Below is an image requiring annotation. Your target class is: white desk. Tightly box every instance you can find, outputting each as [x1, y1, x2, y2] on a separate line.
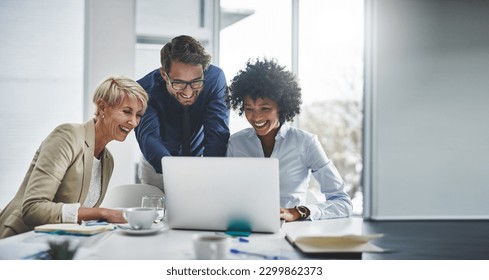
[0, 217, 365, 260]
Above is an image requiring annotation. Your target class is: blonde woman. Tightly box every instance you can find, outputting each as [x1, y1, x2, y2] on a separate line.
[0, 76, 148, 239]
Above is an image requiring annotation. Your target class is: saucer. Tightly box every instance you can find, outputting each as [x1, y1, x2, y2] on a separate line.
[117, 223, 166, 236]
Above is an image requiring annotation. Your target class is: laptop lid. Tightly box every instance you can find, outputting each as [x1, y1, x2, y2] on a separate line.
[162, 157, 281, 233]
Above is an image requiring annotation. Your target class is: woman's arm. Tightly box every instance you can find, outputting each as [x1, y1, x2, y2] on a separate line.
[306, 135, 353, 220]
[22, 124, 79, 226]
[78, 208, 126, 223]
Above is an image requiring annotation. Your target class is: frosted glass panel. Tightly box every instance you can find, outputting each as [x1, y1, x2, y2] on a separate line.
[0, 0, 84, 208]
[366, 0, 489, 219]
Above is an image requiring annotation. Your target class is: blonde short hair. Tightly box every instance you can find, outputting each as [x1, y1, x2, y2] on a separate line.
[92, 76, 148, 114]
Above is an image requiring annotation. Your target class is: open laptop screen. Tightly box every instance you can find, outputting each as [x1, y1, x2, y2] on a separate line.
[162, 157, 281, 233]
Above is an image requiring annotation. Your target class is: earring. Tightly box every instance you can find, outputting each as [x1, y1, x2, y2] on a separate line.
[102, 115, 105, 119]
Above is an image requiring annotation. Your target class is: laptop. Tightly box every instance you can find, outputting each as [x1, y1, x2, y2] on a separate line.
[162, 157, 281, 233]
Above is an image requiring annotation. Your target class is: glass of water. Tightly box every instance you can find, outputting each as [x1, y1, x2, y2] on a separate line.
[141, 195, 165, 223]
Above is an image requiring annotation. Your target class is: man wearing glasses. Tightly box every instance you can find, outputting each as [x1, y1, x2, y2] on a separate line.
[135, 35, 230, 190]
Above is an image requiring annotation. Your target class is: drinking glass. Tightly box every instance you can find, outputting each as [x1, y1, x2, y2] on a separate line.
[141, 195, 165, 223]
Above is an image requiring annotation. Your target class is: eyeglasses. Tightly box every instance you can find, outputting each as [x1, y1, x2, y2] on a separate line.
[165, 72, 205, 90]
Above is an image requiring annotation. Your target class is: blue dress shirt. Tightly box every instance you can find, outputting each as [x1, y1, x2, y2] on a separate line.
[226, 123, 353, 220]
[135, 65, 230, 173]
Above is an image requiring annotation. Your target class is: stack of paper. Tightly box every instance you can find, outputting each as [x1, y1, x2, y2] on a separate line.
[283, 218, 384, 253]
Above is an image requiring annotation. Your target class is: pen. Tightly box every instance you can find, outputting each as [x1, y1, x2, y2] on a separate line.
[215, 232, 249, 242]
[229, 248, 282, 260]
[23, 250, 52, 260]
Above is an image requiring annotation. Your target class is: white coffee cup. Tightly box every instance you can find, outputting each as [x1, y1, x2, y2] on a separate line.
[123, 207, 157, 230]
[193, 234, 229, 260]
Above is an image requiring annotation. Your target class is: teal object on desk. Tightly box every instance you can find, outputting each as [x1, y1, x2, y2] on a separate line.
[225, 219, 252, 237]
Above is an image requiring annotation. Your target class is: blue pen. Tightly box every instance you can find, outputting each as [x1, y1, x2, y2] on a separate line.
[215, 232, 250, 242]
[23, 250, 52, 260]
[230, 248, 282, 260]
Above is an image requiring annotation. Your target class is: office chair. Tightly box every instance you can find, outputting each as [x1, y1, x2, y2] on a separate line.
[100, 183, 164, 208]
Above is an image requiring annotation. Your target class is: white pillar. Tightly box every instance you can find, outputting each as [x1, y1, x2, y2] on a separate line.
[84, 0, 138, 188]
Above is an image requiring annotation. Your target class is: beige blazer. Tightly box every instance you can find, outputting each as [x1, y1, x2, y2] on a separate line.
[0, 120, 114, 239]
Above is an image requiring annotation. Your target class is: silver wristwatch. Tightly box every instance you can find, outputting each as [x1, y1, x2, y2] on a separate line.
[295, 205, 310, 221]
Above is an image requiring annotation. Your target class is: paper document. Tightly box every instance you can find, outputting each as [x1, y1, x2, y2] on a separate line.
[283, 218, 384, 253]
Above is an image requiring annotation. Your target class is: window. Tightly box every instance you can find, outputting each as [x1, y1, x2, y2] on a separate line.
[298, 0, 364, 214]
[220, 0, 364, 215]
[220, 0, 292, 133]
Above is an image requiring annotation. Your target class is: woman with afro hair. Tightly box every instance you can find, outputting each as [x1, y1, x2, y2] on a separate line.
[226, 58, 352, 222]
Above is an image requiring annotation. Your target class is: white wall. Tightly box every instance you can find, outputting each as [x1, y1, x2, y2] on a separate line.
[0, 0, 84, 209]
[365, 0, 489, 219]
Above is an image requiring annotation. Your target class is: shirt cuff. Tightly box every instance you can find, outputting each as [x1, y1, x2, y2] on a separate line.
[306, 204, 321, 221]
[62, 203, 81, 223]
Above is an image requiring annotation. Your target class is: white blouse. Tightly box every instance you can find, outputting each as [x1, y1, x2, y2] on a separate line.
[227, 123, 353, 220]
[61, 157, 102, 223]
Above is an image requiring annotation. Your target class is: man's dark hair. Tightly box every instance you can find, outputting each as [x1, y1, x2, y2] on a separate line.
[160, 35, 212, 73]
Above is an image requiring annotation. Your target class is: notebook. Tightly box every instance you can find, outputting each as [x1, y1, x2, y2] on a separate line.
[162, 157, 281, 234]
[283, 218, 384, 253]
[34, 223, 115, 236]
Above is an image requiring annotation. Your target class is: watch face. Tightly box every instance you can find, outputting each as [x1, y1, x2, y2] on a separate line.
[296, 206, 311, 221]
[296, 206, 306, 218]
